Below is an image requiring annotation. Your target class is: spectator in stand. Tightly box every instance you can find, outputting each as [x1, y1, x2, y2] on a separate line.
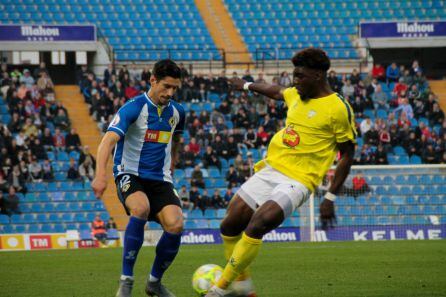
[67, 158, 80, 180]
[188, 137, 201, 157]
[3, 186, 21, 215]
[351, 172, 371, 197]
[225, 165, 239, 187]
[212, 190, 227, 209]
[22, 118, 38, 138]
[243, 127, 257, 149]
[33, 62, 49, 78]
[242, 70, 254, 83]
[0, 175, 10, 193]
[430, 103, 445, 126]
[189, 185, 201, 209]
[422, 145, 438, 164]
[103, 64, 116, 86]
[256, 126, 270, 148]
[392, 77, 408, 98]
[42, 159, 54, 181]
[202, 146, 221, 171]
[178, 185, 193, 210]
[379, 128, 391, 151]
[407, 84, 421, 102]
[106, 217, 117, 230]
[360, 144, 374, 164]
[364, 126, 380, 146]
[91, 214, 107, 244]
[238, 162, 251, 183]
[410, 60, 422, 76]
[65, 128, 82, 152]
[372, 84, 388, 110]
[223, 188, 234, 204]
[180, 145, 195, 168]
[199, 189, 211, 214]
[221, 136, 238, 160]
[190, 165, 205, 189]
[52, 128, 65, 150]
[349, 69, 361, 85]
[39, 128, 53, 150]
[372, 63, 385, 82]
[28, 156, 43, 182]
[78, 146, 96, 169]
[351, 96, 365, 118]
[394, 98, 414, 120]
[79, 159, 95, 181]
[37, 72, 54, 98]
[279, 71, 291, 87]
[375, 145, 388, 165]
[20, 69, 35, 89]
[404, 132, 420, 156]
[125, 80, 139, 99]
[328, 70, 342, 93]
[8, 165, 27, 194]
[360, 117, 373, 136]
[341, 79, 355, 99]
[386, 62, 400, 84]
[53, 109, 70, 131]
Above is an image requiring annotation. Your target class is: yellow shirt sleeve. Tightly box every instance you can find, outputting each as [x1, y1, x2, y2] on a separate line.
[332, 102, 357, 143]
[282, 87, 298, 108]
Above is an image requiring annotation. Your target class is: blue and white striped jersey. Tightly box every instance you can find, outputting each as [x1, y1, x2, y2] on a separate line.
[107, 92, 185, 183]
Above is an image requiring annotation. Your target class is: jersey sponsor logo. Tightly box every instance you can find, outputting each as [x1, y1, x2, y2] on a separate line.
[120, 175, 131, 193]
[144, 130, 172, 144]
[282, 125, 300, 147]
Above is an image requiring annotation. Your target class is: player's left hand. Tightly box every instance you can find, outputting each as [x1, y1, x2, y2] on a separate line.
[320, 199, 336, 230]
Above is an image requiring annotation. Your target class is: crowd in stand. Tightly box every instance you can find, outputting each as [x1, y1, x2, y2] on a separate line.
[77, 61, 443, 212]
[0, 63, 97, 216]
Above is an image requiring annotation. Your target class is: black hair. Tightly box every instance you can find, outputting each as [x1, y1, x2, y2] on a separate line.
[152, 59, 181, 80]
[291, 48, 330, 71]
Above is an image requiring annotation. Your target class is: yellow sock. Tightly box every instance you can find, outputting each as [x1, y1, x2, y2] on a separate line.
[217, 233, 262, 289]
[221, 234, 250, 281]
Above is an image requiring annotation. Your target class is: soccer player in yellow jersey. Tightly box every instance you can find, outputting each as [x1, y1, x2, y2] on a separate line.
[206, 48, 356, 297]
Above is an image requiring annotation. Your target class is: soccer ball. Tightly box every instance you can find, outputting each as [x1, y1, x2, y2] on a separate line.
[192, 264, 223, 296]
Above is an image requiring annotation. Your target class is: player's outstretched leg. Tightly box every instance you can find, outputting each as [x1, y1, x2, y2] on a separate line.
[219, 195, 257, 296]
[116, 193, 150, 297]
[206, 200, 285, 297]
[146, 205, 183, 297]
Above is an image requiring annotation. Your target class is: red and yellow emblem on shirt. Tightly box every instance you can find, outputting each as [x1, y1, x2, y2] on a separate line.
[282, 125, 300, 147]
[144, 130, 172, 143]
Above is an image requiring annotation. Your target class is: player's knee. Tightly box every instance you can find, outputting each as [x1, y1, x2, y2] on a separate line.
[245, 216, 269, 237]
[163, 216, 184, 234]
[130, 205, 150, 220]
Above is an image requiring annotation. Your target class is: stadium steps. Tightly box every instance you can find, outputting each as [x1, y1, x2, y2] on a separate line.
[194, 0, 252, 66]
[429, 80, 446, 112]
[55, 85, 127, 230]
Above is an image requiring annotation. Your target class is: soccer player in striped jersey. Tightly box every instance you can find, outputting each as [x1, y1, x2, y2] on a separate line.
[92, 59, 185, 297]
[206, 48, 357, 296]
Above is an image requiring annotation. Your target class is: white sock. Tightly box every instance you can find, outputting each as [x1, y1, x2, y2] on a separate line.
[120, 275, 134, 281]
[149, 274, 159, 282]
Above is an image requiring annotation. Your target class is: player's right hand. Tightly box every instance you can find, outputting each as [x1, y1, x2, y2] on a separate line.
[228, 77, 246, 91]
[92, 176, 107, 198]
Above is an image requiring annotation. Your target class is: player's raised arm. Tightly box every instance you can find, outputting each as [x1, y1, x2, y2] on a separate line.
[91, 131, 120, 198]
[320, 140, 355, 229]
[228, 77, 285, 101]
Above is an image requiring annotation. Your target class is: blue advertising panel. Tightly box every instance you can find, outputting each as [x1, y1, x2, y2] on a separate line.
[0, 24, 96, 42]
[181, 225, 445, 244]
[360, 21, 446, 38]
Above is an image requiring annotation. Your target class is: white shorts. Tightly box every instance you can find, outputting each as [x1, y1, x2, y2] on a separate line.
[237, 165, 310, 218]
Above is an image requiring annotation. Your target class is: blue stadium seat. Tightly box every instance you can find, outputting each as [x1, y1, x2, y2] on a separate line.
[80, 229, 93, 240]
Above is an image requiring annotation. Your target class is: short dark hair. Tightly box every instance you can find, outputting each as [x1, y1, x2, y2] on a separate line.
[152, 59, 181, 80]
[291, 48, 330, 71]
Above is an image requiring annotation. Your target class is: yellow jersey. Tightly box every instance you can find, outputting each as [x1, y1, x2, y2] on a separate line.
[255, 87, 357, 192]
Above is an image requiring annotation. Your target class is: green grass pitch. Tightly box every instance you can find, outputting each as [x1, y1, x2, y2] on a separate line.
[0, 241, 445, 297]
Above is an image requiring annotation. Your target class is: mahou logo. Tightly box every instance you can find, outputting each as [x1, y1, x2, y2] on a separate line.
[282, 125, 300, 147]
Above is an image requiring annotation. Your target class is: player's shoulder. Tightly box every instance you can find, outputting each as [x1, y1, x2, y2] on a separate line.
[121, 93, 148, 112]
[329, 93, 352, 115]
[170, 100, 185, 115]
